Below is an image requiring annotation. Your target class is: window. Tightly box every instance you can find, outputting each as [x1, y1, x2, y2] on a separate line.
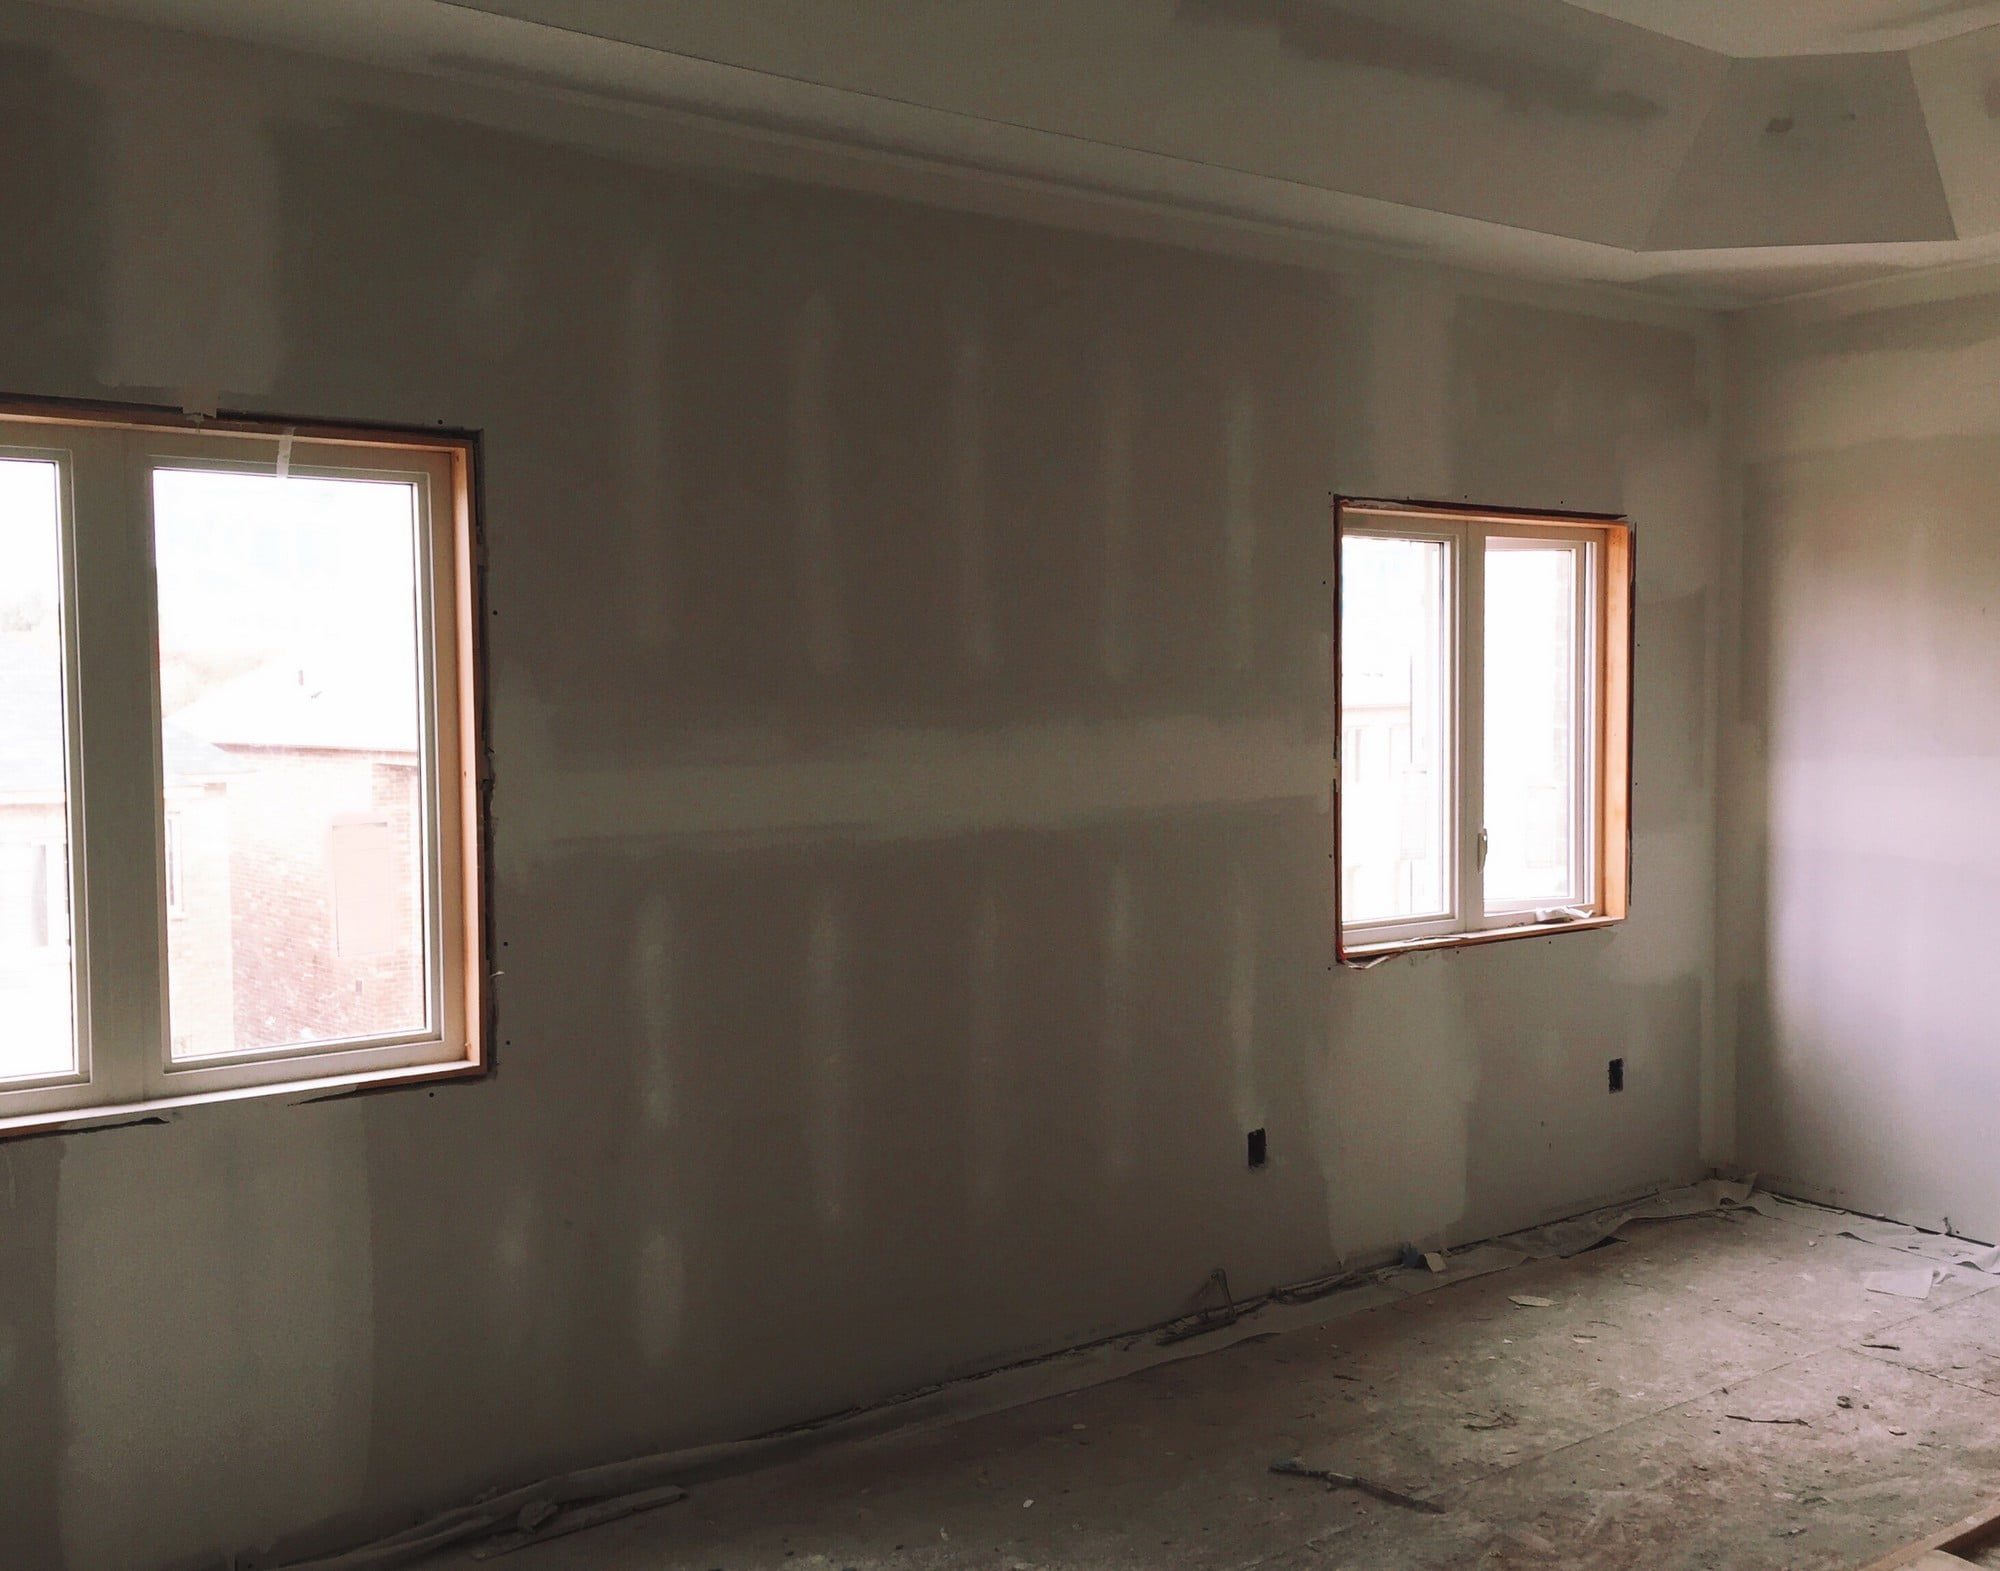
[0, 402, 484, 1131]
[1335, 498, 1631, 960]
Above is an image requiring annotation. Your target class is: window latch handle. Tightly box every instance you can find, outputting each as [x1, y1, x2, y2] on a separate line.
[1477, 827, 1489, 869]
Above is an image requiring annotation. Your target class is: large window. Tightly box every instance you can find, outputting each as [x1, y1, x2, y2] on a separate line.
[1335, 499, 1630, 959]
[0, 404, 484, 1131]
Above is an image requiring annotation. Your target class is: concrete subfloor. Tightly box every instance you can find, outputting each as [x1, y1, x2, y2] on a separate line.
[429, 1200, 2000, 1570]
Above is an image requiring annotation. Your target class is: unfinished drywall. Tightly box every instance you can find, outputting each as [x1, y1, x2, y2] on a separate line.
[1727, 273, 2000, 1241]
[447, 0, 1726, 250]
[0, 6, 1723, 1568]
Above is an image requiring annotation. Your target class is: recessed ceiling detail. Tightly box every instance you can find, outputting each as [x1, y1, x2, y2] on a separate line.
[1646, 53, 1957, 248]
[43, 0, 2000, 302]
[1558, 0, 2000, 58]
[438, 0, 1998, 254]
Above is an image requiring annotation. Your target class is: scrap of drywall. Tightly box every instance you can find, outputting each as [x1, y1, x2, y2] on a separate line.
[1863, 1265, 1945, 1299]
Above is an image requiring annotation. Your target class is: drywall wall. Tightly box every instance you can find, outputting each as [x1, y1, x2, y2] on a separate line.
[1727, 270, 2000, 1238]
[0, 6, 1724, 1568]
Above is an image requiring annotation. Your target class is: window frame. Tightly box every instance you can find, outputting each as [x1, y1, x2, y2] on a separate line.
[0, 399, 488, 1135]
[1333, 497, 1632, 964]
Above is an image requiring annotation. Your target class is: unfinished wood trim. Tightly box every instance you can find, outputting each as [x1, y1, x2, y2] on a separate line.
[1342, 915, 1621, 960]
[1330, 496, 1347, 951]
[0, 393, 475, 455]
[1333, 496, 1633, 965]
[0, 1057, 486, 1140]
[451, 443, 490, 1075]
[1601, 522, 1632, 921]
[1340, 497, 1625, 532]
[1859, 1495, 2000, 1570]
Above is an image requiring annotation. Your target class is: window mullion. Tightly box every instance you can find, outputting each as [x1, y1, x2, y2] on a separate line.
[67, 429, 166, 1104]
[1457, 526, 1486, 932]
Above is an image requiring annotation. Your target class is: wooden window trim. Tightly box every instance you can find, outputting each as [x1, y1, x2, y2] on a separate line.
[0, 395, 490, 1138]
[1333, 496, 1633, 966]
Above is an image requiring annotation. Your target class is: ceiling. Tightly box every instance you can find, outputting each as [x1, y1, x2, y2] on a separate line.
[41, 0, 2000, 306]
[1560, 0, 2000, 57]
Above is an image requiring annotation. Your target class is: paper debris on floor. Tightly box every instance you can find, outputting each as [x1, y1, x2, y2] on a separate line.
[1743, 1190, 1847, 1225]
[1509, 1294, 1556, 1308]
[1385, 1243, 1531, 1297]
[1504, 1178, 1755, 1261]
[1376, 1181, 1988, 1322]
[1630, 1178, 1756, 1219]
[1862, 1266, 1944, 1300]
[1506, 1214, 1618, 1259]
[1837, 1220, 2000, 1273]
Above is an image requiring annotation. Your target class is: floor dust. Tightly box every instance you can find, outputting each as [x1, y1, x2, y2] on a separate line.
[415, 1198, 2000, 1569]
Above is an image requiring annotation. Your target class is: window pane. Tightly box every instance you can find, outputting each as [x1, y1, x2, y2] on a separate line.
[154, 468, 430, 1060]
[1484, 541, 1583, 909]
[0, 458, 77, 1081]
[1340, 534, 1450, 925]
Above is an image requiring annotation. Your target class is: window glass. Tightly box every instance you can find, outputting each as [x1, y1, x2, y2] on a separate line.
[152, 468, 430, 1060]
[1340, 534, 1451, 925]
[0, 458, 76, 1082]
[1484, 540, 1582, 909]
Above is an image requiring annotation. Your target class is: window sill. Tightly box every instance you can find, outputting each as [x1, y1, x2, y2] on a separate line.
[0, 1055, 485, 1141]
[1340, 914, 1621, 965]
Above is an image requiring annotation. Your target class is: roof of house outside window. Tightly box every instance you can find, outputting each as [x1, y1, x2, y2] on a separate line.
[167, 641, 420, 756]
[0, 637, 240, 797]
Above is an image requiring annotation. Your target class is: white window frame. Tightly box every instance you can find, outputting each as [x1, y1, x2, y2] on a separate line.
[0, 405, 486, 1133]
[1479, 529, 1597, 926]
[1335, 499, 1631, 961]
[1336, 520, 1461, 949]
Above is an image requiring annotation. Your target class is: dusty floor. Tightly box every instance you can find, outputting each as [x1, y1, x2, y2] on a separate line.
[427, 1199, 2000, 1570]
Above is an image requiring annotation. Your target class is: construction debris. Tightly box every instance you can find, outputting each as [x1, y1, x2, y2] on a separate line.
[1269, 1458, 1445, 1515]
[1864, 1267, 1944, 1301]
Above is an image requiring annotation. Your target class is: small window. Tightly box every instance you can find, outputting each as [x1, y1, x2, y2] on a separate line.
[0, 402, 485, 1132]
[1335, 498, 1631, 960]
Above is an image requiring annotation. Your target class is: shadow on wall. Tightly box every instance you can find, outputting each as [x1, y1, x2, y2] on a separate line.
[1452, 298, 1710, 509]
[0, 41, 102, 1571]
[0, 1138, 63, 1571]
[267, 104, 1340, 754]
[243, 100, 1347, 1558]
[1734, 429, 2000, 1220]
[0, 44, 105, 388]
